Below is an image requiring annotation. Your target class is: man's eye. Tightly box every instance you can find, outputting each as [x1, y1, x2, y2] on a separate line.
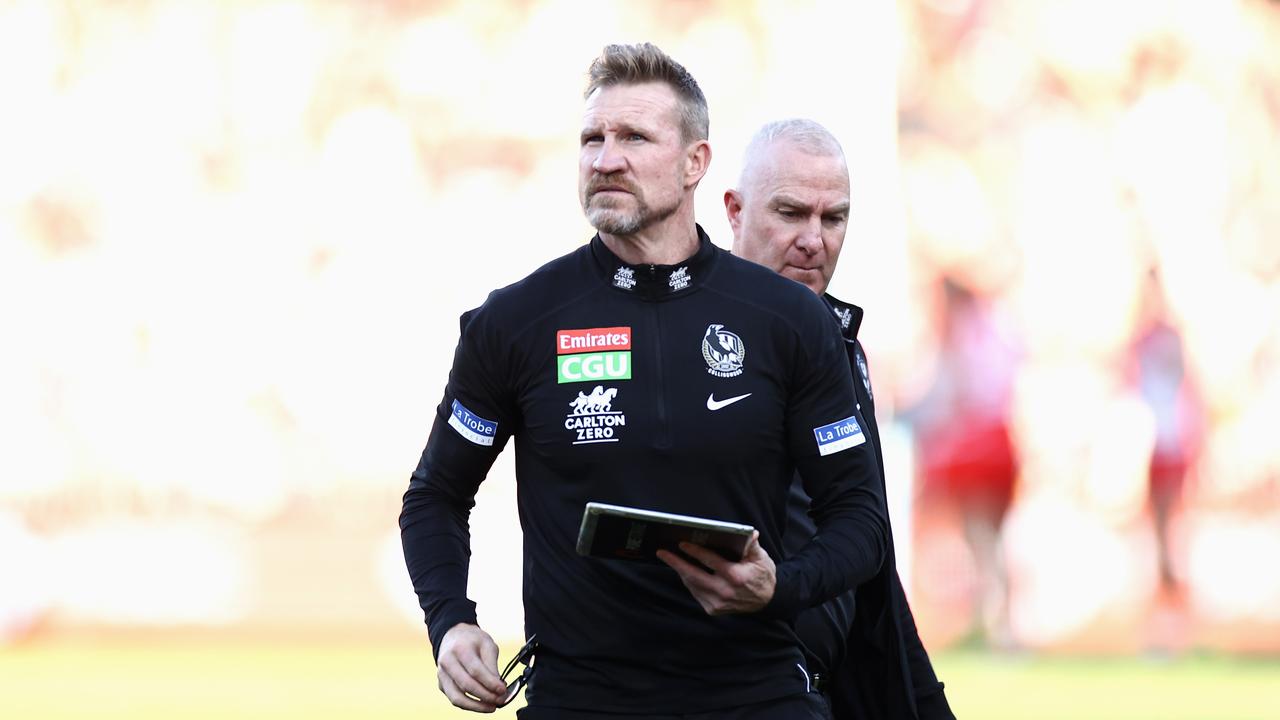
[582, 135, 603, 145]
[824, 215, 847, 225]
[778, 210, 799, 219]
[626, 133, 645, 142]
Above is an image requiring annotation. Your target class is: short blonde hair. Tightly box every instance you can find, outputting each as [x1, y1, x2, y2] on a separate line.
[584, 43, 709, 143]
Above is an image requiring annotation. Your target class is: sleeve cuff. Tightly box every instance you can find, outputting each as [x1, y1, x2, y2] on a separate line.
[760, 562, 805, 620]
[916, 682, 957, 720]
[426, 599, 479, 660]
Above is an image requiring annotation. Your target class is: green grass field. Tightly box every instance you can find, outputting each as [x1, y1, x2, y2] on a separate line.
[2, 638, 1277, 719]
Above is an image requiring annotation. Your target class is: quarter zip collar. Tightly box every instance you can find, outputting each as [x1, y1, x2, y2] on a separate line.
[823, 292, 864, 342]
[591, 225, 718, 301]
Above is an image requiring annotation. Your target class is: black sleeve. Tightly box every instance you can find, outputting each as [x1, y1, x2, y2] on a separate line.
[862, 341, 954, 717]
[399, 308, 517, 658]
[764, 301, 888, 618]
[894, 570, 955, 719]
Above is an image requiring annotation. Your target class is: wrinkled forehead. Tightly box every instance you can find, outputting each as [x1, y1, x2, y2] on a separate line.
[582, 82, 682, 133]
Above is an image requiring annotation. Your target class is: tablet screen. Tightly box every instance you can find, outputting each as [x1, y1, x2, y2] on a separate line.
[575, 502, 755, 563]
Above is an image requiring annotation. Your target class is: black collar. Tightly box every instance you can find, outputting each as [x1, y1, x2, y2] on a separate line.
[590, 225, 718, 301]
[823, 293, 864, 341]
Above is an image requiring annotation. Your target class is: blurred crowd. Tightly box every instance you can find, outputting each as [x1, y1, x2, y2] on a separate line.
[0, 0, 1277, 652]
[892, 0, 1280, 652]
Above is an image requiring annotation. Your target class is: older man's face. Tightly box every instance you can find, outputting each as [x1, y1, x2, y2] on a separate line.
[579, 82, 689, 236]
[727, 141, 850, 296]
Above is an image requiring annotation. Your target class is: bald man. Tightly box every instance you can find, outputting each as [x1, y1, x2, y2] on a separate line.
[727, 119, 955, 720]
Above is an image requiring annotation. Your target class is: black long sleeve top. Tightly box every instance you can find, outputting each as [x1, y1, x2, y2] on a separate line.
[785, 295, 954, 719]
[400, 229, 888, 713]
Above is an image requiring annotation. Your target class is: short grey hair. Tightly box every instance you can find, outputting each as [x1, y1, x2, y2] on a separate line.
[738, 119, 845, 189]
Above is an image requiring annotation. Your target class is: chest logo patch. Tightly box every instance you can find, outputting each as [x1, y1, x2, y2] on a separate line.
[706, 392, 751, 411]
[565, 385, 626, 444]
[702, 323, 745, 378]
[557, 327, 632, 383]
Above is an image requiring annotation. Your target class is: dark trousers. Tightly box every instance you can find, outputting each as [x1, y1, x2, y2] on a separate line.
[517, 692, 831, 720]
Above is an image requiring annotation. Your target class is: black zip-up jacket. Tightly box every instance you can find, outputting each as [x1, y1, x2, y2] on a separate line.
[787, 295, 954, 719]
[400, 228, 888, 714]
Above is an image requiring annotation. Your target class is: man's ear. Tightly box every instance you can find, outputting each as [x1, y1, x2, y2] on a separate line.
[724, 189, 745, 235]
[684, 140, 711, 188]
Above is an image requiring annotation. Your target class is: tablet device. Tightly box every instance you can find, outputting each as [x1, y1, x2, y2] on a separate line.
[575, 502, 755, 563]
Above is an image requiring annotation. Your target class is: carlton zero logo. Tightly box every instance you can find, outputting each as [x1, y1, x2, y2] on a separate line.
[565, 385, 626, 444]
[556, 326, 632, 384]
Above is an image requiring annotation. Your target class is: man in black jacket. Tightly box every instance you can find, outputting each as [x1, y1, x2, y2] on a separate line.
[726, 119, 956, 719]
[402, 46, 888, 719]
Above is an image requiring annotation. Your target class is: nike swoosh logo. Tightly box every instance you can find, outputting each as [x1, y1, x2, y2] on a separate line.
[706, 393, 752, 411]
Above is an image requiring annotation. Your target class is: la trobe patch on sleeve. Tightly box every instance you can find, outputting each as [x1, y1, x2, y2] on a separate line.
[813, 414, 866, 456]
[448, 399, 497, 446]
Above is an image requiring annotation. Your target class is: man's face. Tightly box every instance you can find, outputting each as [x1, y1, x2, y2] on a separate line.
[579, 82, 692, 236]
[727, 141, 850, 295]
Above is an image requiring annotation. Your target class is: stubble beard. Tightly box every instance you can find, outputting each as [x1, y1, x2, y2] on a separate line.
[583, 188, 678, 237]
[586, 196, 648, 236]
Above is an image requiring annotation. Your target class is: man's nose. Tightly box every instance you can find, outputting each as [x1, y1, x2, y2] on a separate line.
[591, 137, 626, 174]
[795, 219, 822, 254]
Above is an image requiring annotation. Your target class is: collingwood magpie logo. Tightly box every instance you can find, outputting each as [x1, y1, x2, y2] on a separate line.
[565, 385, 626, 444]
[855, 347, 874, 401]
[702, 324, 745, 378]
[613, 266, 637, 290]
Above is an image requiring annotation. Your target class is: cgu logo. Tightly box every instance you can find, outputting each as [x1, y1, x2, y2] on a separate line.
[556, 326, 633, 384]
[558, 351, 630, 383]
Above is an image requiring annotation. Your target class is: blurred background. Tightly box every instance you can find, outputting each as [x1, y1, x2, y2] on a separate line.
[1, 0, 1278, 717]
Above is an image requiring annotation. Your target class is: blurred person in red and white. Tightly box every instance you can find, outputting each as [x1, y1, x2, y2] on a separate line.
[1128, 269, 1204, 602]
[907, 276, 1022, 649]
